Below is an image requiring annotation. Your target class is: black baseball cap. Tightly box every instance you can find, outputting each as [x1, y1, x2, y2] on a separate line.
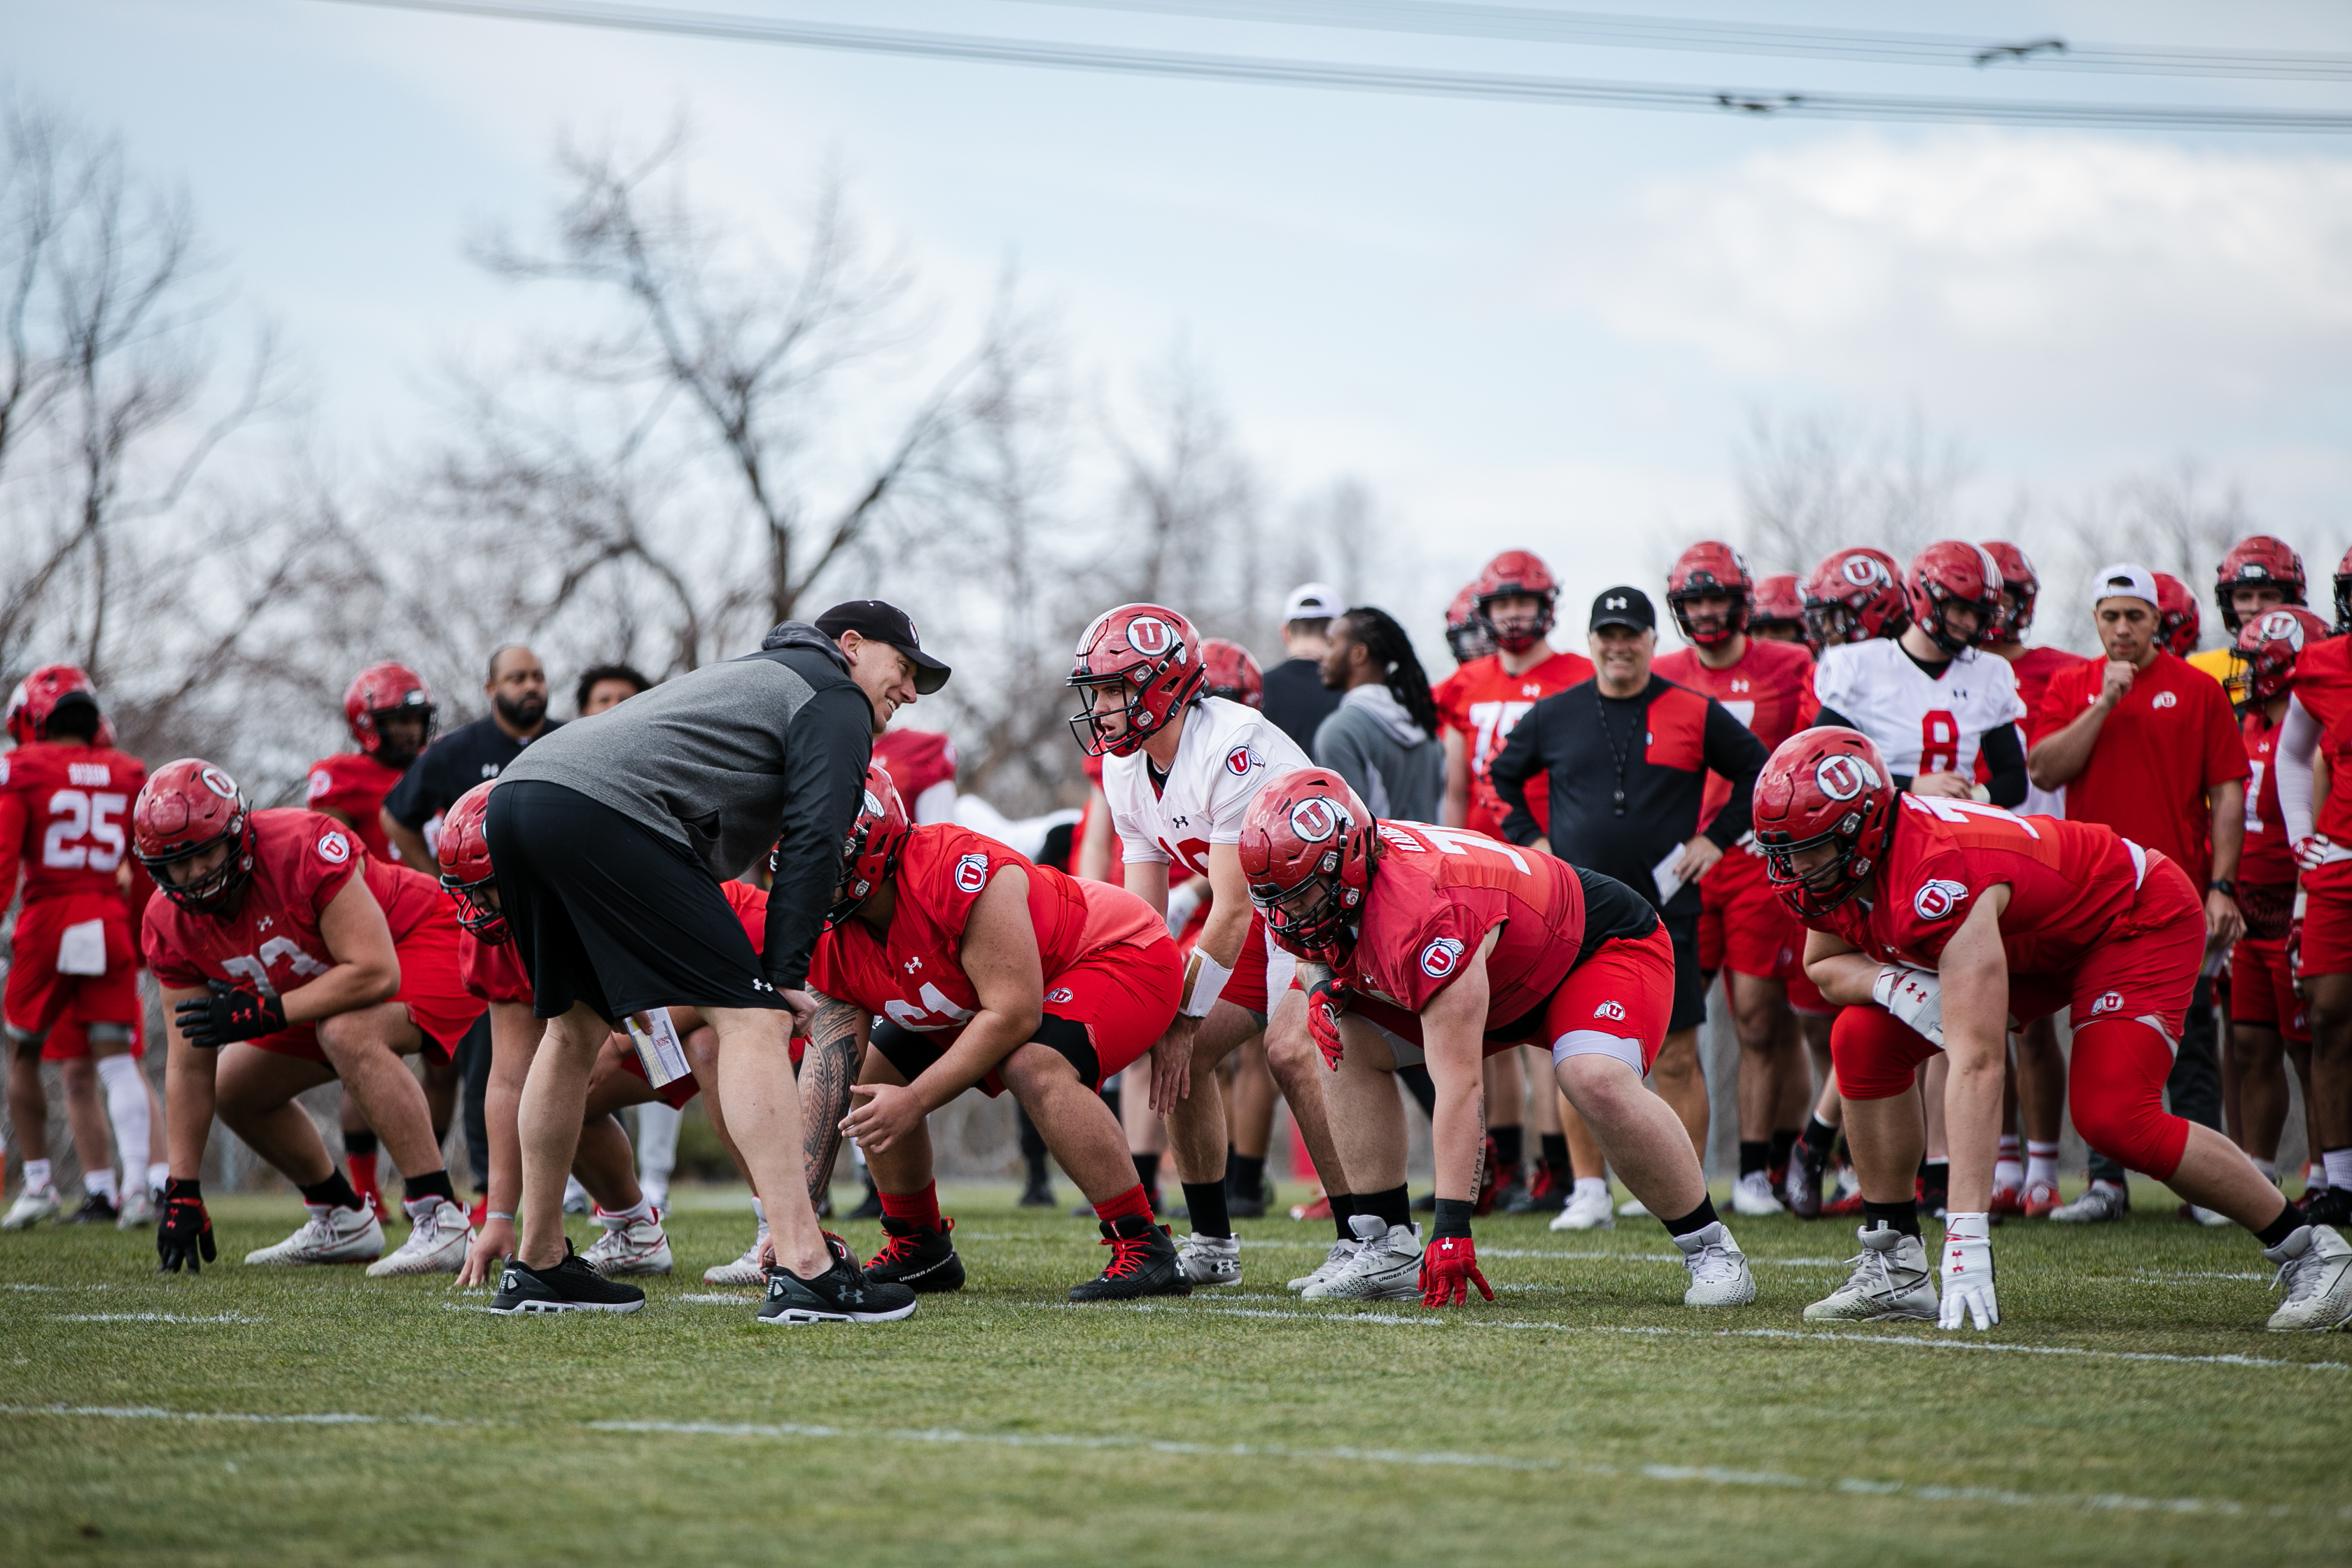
[1589, 586, 1656, 634]
[815, 601, 953, 695]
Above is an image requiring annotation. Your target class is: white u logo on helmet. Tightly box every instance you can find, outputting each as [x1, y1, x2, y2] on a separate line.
[1289, 797, 1343, 842]
[1841, 556, 1883, 587]
[1127, 616, 1174, 657]
[1814, 753, 1877, 802]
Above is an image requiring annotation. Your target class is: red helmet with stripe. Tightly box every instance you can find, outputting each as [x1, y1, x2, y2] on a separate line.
[5, 664, 103, 746]
[132, 759, 256, 914]
[1800, 548, 1907, 647]
[1665, 542, 1754, 647]
[2214, 535, 2306, 631]
[827, 763, 911, 929]
[1471, 550, 1558, 652]
[437, 782, 505, 941]
[1906, 540, 2003, 655]
[1067, 603, 1208, 759]
[1980, 541, 2040, 642]
[1749, 574, 1810, 648]
[1751, 728, 1897, 920]
[344, 661, 437, 763]
[1444, 584, 1495, 665]
[2154, 573, 2201, 657]
[2232, 606, 2333, 708]
[1199, 638, 1264, 708]
[1238, 767, 1377, 967]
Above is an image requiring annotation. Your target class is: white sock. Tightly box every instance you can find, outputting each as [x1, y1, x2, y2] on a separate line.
[95, 1054, 149, 1182]
[84, 1168, 118, 1203]
[2310, 1162, 2329, 1192]
[2253, 1156, 2278, 1182]
[635, 1102, 681, 1189]
[23, 1158, 51, 1193]
[148, 1161, 169, 1198]
[1573, 1177, 1607, 1200]
[1994, 1157, 2024, 1191]
[598, 1196, 657, 1231]
[2026, 1142, 2060, 1189]
[2322, 1148, 2352, 1190]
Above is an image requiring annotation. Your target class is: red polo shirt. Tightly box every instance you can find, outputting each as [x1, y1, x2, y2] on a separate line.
[2035, 649, 2246, 890]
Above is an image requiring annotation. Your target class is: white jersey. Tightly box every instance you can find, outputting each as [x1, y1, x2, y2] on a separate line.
[1106, 696, 1312, 878]
[1813, 640, 2026, 782]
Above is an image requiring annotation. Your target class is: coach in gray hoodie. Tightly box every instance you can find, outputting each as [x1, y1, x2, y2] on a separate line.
[1312, 606, 1445, 823]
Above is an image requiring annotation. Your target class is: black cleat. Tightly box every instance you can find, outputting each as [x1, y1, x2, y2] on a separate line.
[1784, 1147, 1829, 1219]
[758, 1248, 918, 1324]
[846, 1177, 884, 1222]
[2300, 1185, 2352, 1228]
[1505, 1166, 1567, 1214]
[1068, 1214, 1191, 1303]
[864, 1215, 965, 1293]
[61, 1193, 120, 1226]
[1488, 1175, 1529, 1216]
[1226, 1171, 1275, 1221]
[488, 1240, 646, 1315]
[1018, 1172, 1058, 1209]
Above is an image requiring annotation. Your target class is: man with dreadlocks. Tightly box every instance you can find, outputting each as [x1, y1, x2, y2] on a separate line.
[1314, 606, 1445, 825]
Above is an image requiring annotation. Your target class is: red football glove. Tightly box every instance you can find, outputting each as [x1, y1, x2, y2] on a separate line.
[1306, 974, 1352, 1071]
[1419, 1233, 1494, 1308]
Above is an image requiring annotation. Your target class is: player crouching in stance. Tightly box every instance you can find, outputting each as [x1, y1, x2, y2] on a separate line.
[134, 760, 484, 1276]
[1240, 770, 1756, 1308]
[807, 766, 1194, 1302]
[1756, 728, 2352, 1332]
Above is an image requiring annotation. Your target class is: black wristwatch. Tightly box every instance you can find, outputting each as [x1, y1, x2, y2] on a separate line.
[2209, 878, 2237, 899]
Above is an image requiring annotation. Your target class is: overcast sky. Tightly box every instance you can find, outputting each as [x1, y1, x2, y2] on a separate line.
[10, 1, 2351, 634]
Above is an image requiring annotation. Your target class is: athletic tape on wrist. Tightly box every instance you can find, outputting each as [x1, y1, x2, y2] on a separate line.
[1180, 950, 1234, 1018]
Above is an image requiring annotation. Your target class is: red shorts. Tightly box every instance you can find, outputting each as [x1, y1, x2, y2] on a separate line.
[1699, 847, 1804, 982]
[248, 899, 485, 1067]
[1786, 967, 1835, 1017]
[43, 1012, 146, 1063]
[874, 934, 1184, 1095]
[4, 894, 141, 1038]
[2232, 933, 2309, 1043]
[2299, 859, 2352, 979]
[1350, 925, 1676, 1076]
[617, 1039, 702, 1110]
[1216, 909, 1297, 1016]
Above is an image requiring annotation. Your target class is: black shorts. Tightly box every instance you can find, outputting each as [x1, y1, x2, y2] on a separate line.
[868, 1015, 1100, 1098]
[485, 780, 788, 1022]
[1662, 911, 1707, 1035]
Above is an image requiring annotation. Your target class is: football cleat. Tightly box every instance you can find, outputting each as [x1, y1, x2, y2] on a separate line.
[704, 1223, 771, 1286]
[1068, 1214, 1190, 1303]
[2297, 1186, 2352, 1228]
[1730, 1171, 1786, 1217]
[366, 1198, 474, 1277]
[115, 1187, 156, 1230]
[61, 1191, 120, 1226]
[1674, 1221, 1757, 1307]
[1288, 1235, 1363, 1292]
[1017, 1171, 1058, 1210]
[1989, 1184, 2025, 1219]
[561, 1176, 590, 1215]
[2021, 1178, 2064, 1219]
[1226, 1170, 1275, 1221]
[1551, 1182, 1616, 1233]
[864, 1216, 965, 1293]
[1783, 1155, 1825, 1219]
[1177, 1231, 1242, 1287]
[1616, 1195, 1652, 1219]
[1805, 1225, 1938, 1322]
[759, 1247, 918, 1324]
[1303, 1215, 1422, 1302]
[1289, 1191, 1332, 1222]
[1, 1186, 61, 1230]
[2182, 1203, 2232, 1228]
[2049, 1180, 2130, 1224]
[1506, 1165, 1567, 1214]
[489, 1240, 646, 1315]
[582, 1214, 676, 1278]
[245, 1203, 383, 1266]
[2264, 1225, 2352, 1332]
[1822, 1164, 1867, 1218]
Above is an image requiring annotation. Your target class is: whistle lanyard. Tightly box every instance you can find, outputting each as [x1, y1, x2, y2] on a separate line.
[1594, 686, 1644, 818]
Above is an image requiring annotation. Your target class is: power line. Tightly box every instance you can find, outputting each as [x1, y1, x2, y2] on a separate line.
[326, 0, 2352, 134]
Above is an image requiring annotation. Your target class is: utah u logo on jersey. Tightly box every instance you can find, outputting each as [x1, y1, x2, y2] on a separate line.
[1224, 746, 1262, 777]
[1913, 879, 1968, 920]
[316, 831, 351, 865]
[1592, 1000, 1626, 1022]
[953, 853, 988, 893]
[1420, 937, 1465, 979]
[2152, 691, 2178, 710]
[2089, 990, 2124, 1016]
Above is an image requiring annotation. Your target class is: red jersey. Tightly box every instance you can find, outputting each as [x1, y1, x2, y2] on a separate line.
[1432, 649, 1595, 840]
[2241, 710, 2295, 888]
[1814, 795, 2145, 980]
[2036, 650, 2246, 889]
[808, 823, 1161, 1036]
[0, 741, 147, 906]
[2006, 646, 2086, 744]
[142, 810, 446, 1049]
[1653, 636, 1819, 822]
[872, 729, 958, 804]
[461, 878, 769, 1004]
[304, 752, 408, 863]
[2283, 634, 2352, 844]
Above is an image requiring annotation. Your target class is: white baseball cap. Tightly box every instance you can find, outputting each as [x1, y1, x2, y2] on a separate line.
[2090, 563, 2159, 609]
[1282, 582, 1344, 622]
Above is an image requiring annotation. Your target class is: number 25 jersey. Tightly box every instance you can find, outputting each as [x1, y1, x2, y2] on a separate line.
[0, 741, 148, 906]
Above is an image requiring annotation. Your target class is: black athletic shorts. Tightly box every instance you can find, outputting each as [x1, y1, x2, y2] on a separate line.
[1662, 910, 1707, 1034]
[484, 779, 789, 1022]
[868, 1015, 1099, 1098]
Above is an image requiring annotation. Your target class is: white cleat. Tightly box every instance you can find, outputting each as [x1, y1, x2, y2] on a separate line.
[583, 1215, 674, 1278]
[702, 1224, 771, 1287]
[1287, 1235, 1363, 1292]
[2048, 1180, 2129, 1223]
[246, 1203, 384, 1266]
[1805, 1224, 1938, 1321]
[1303, 1214, 1422, 1301]
[1551, 1183, 1616, 1233]
[1177, 1232, 1242, 1287]
[2187, 1204, 2232, 1228]
[1674, 1221, 1756, 1307]
[1731, 1171, 1786, 1218]
[2265, 1224, 2352, 1332]
[115, 1188, 156, 1230]
[561, 1175, 591, 1214]
[2, 1186, 61, 1230]
[1617, 1196, 1651, 1219]
[366, 1198, 474, 1277]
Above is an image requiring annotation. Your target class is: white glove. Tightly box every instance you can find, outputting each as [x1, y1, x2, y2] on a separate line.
[1938, 1219, 1998, 1331]
[1163, 877, 1206, 937]
[2295, 833, 2335, 873]
[1871, 964, 1945, 1046]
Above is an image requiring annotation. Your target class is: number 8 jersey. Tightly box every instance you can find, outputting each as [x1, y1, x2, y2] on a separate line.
[1812, 640, 2024, 782]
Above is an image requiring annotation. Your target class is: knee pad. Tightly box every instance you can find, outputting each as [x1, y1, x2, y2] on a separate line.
[85, 1022, 132, 1047]
[1830, 1004, 1939, 1101]
[2067, 1017, 2190, 1180]
[5, 1024, 43, 1051]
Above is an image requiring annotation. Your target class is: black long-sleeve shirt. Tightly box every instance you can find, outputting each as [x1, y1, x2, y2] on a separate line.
[1490, 675, 1768, 917]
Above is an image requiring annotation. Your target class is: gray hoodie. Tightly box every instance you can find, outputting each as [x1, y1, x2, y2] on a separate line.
[1312, 682, 1443, 824]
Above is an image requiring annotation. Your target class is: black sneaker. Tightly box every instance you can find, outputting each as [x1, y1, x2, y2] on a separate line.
[1226, 1172, 1274, 1221]
[2300, 1185, 2352, 1228]
[1488, 1175, 1529, 1216]
[488, 1240, 647, 1315]
[845, 1177, 884, 1222]
[1018, 1172, 1058, 1209]
[62, 1192, 120, 1226]
[864, 1215, 965, 1293]
[1068, 1215, 1191, 1303]
[757, 1250, 918, 1324]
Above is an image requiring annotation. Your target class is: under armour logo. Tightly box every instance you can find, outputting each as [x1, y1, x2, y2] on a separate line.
[750, 978, 774, 993]
[904, 955, 923, 973]
[256, 916, 273, 931]
[1606, 596, 1626, 609]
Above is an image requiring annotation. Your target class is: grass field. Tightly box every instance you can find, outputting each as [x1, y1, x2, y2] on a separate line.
[3, 1179, 2347, 1566]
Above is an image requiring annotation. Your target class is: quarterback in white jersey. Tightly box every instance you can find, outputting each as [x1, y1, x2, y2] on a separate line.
[1814, 638, 2026, 795]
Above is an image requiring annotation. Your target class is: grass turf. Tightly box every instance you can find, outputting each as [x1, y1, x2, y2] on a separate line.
[1, 1180, 2346, 1566]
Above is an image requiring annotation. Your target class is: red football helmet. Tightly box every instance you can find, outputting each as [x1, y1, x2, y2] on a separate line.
[2232, 606, 2333, 708]
[133, 759, 255, 913]
[344, 661, 437, 762]
[1801, 548, 1908, 648]
[1199, 638, 1264, 709]
[2214, 535, 2306, 631]
[1471, 550, 1558, 652]
[1665, 542, 1754, 647]
[1749, 574, 1810, 648]
[1751, 728, 1897, 920]
[2153, 573, 2200, 657]
[5, 664, 103, 746]
[1067, 603, 1208, 758]
[827, 763, 912, 928]
[1906, 541, 2002, 656]
[437, 781, 505, 941]
[1238, 768, 1377, 966]
[1444, 584, 1495, 666]
[1979, 541, 2040, 643]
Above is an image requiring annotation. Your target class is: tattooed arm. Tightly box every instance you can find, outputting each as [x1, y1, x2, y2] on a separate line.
[797, 990, 869, 1204]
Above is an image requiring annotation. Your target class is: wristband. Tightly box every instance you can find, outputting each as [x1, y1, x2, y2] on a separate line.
[1179, 949, 1234, 1018]
[1431, 1197, 1476, 1241]
[2209, 878, 2237, 899]
[486, 1211, 515, 1222]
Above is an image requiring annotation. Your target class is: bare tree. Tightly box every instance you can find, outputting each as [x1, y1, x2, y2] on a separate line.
[2035, 463, 2259, 654]
[1735, 404, 1975, 578]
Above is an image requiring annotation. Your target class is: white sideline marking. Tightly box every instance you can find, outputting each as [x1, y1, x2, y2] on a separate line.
[51, 1312, 258, 1324]
[8, 1282, 110, 1292]
[678, 1293, 760, 1304]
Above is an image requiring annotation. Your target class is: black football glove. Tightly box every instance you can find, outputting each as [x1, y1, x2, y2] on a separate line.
[175, 978, 286, 1049]
[156, 1180, 216, 1274]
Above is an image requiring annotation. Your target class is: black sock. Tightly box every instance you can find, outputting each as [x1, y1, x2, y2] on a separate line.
[1492, 1125, 1523, 1174]
[1362, 1183, 1410, 1230]
[1796, 1115, 1837, 1168]
[1132, 1151, 1161, 1194]
[1228, 1152, 1266, 1197]
[1181, 1180, 1232, 1238]
[1769, 1128, 1798, 1172]
[1863, 1198, 1921, 1238]
[343, 1129, 378, 1156]
[2255, 1200, 2305, 1250]
[1329, 1190, 1357, 1242]
[1661, 1194, 1720, 1238]
[299, 1172, 362, 1211]
[1540, 1133, 1569, 1179]
[1921, 1160, 1949, 1205]
[1739, 1140, 1770, 1178]
[403, 1169, 456, 1206]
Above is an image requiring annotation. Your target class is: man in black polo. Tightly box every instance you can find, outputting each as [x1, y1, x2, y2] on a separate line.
[1490, 587, 1768, 1176]
[381, 644, 559, 874]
